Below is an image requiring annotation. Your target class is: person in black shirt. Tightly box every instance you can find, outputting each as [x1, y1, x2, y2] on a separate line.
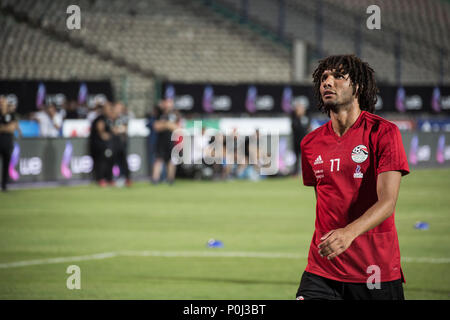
[89, 102, 115, 186]
[146, 107, 159, 179]
[290, 101, 310, 176]
[0, 96, 18, 191]
[151, 98, 181, 185]
[63, 100, 80, 119]
[111, 101, 131, 187]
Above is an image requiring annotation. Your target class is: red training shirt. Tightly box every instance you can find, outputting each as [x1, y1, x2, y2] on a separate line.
[300, 111, 409, 283]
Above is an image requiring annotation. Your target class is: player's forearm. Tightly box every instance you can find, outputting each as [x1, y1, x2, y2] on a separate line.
[344, 198, 396, 240]
[0, 122, 17, 133]
[153, 121, 167, 132]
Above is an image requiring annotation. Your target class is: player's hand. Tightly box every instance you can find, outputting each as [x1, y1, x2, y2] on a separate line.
[167, 122, 178, 131]
[317, 228, 355, 260]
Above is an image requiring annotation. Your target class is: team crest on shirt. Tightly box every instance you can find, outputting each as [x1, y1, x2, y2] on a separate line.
[353, 165, 363, 178]
[351, 145, 369, 163]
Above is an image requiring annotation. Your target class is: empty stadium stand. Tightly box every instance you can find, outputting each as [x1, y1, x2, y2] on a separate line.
[0, 0, 448, 116]
[215, 0, 449, 85]
[0, 0, 292, 116]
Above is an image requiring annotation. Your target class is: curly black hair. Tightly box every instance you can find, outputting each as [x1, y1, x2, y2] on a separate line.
[312, 54, 379, 116]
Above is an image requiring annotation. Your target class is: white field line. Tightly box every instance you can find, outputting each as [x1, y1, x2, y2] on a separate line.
[119, 250, 305, 259]
[0, 251, 449, 269]
[0, 252, 118, 269]
[401, 256, 450, 264]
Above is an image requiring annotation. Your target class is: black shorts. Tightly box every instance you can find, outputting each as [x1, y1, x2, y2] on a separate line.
[296, 271, 405, 300]
[155, 140, 174, 162]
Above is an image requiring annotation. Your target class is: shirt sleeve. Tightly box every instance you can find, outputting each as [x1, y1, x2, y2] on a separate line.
[34, 111, 44, 123]
[301, 140, 316, 186]
[54, 114, 63, 127]
[377, 124, 410, 176]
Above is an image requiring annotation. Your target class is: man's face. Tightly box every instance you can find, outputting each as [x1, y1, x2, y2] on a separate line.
[159, 99, 174, 114]
[113, 102, 124, 118]
[294, 104, 306, 117]
[46, 105, 57, 116]
[102, 102, 114, 118]
[165, 99, 174, 112]
[320, 69, 357, 113]
[0, 96, 7, 113]
[8, 102, 16, 113]
[69, 101, 77, 110]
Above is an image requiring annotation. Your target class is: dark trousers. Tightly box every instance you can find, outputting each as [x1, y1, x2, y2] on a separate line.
[0, 141, 12, 190]
[113, 137, 129, 179]
[292, 141, 301, 176]
[91, 140, 114, 182]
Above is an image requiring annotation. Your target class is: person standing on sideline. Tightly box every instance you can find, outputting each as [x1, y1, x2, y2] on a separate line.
[0, 96, 18, 192]
[290, 101, 310, 176]
[112, 101, 131, 187]
[296, 55, 409, 300]
[151, 98, 181, 185]
[32, 103, 63, 137]
[89, 102, 115, 186]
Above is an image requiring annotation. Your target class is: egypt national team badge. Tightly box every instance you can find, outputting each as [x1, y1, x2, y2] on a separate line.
[351, 145, 369, 163]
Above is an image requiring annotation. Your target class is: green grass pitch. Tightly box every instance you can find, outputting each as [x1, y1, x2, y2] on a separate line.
[0, 168, 449, 299]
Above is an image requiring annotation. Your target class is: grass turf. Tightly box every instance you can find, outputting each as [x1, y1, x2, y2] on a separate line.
[0, 168, 449, 299]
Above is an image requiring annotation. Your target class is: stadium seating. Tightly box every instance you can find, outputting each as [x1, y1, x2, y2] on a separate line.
[0, 0, 448, 117]
[0, 0, 291, 116]
[216, 0, 449, 85]
[0, 6, 154, 116]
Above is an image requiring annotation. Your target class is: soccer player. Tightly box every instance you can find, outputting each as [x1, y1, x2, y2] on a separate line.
[296, 55, 409, 300]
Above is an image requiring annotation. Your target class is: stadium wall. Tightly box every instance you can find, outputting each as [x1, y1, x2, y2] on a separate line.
[3, 137, 148, 184]
[1, 132, 450, 186]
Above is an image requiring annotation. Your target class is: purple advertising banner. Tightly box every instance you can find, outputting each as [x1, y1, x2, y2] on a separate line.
[162, 82, 450, 115]
[0, 80, 114, 114]
[162, 82, 315, 115]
